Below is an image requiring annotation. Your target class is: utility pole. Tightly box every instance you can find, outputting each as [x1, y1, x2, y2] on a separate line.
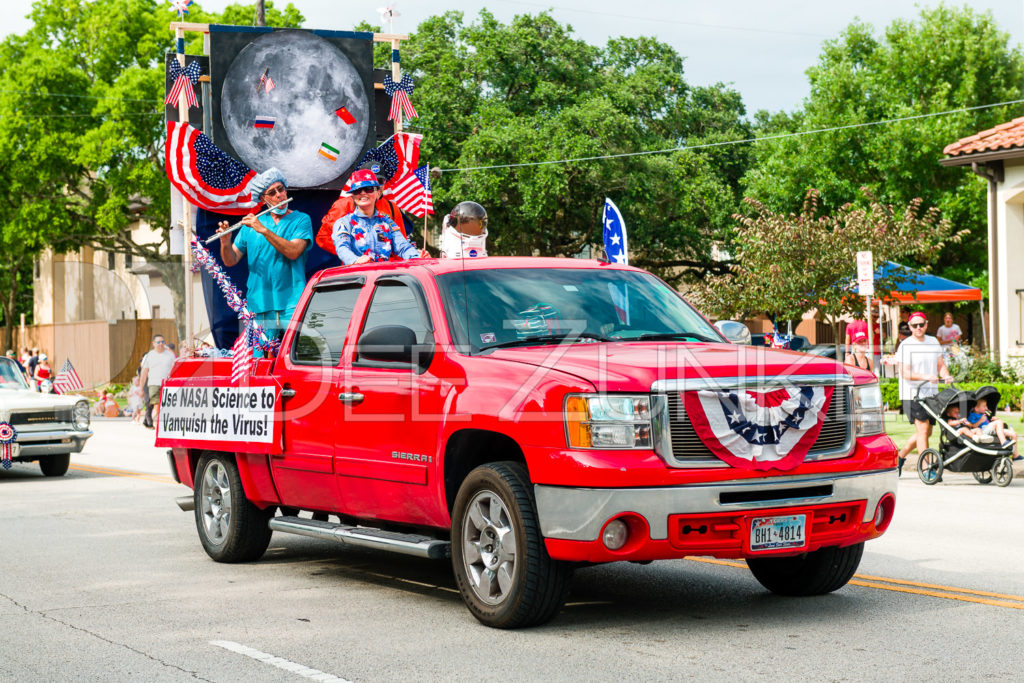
[256, 0, 265, 26]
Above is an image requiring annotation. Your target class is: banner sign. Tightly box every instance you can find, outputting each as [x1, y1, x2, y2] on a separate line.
[155, 377, 282, 454]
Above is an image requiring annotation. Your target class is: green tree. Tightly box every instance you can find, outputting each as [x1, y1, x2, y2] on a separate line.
[742, 5, 1024, 287]
[694, 189, 967, 346]
[0, 0, 303, 347]
[404, 11, 750, 282]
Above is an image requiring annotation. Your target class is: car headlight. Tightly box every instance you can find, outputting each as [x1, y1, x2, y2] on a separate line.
[73, 400, 90, 431]
[565, 394, 652, 449]
[852, 383, 883, 436]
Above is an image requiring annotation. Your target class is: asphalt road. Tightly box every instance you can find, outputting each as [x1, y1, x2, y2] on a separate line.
[2, 420, 1023, 682]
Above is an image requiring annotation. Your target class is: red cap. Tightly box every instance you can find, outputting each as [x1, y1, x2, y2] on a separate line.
[908, 311, 927, 323]
[348, 169, 380, 191]
[850, 329, 868, 344]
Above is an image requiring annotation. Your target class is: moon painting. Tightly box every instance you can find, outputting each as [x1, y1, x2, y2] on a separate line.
[219, 30, 372, 188]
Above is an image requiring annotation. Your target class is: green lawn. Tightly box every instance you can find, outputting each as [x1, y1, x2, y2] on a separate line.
[885, 410, 1024, 449]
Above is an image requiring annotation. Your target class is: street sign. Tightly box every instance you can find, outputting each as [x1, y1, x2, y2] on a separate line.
[857, 251, 874, 296]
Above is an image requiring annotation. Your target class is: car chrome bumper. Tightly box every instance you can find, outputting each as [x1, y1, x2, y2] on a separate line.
[534, 469, 897, 541]
[15, 429, 93, 457]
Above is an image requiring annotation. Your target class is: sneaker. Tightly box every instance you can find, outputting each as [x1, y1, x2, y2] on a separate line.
[1014, 455, 1023, 462]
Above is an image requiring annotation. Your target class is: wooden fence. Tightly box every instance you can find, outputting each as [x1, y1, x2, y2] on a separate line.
[21, 319, 179, 389]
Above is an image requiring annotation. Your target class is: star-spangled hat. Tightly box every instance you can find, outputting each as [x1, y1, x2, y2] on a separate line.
[348, 169, 380, 191]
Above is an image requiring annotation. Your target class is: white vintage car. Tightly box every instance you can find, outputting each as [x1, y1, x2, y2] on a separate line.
[0, 356, 92, 476]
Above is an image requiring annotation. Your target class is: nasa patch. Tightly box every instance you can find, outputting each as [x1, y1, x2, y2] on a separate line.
[468, 249, 478, 257]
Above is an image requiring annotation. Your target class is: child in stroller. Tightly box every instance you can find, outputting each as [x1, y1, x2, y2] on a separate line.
[915, 386, 1017, 486]
[962, 397, 1019, 459]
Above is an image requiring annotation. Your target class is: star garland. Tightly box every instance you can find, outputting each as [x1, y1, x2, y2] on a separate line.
[190, 237, 281, 355]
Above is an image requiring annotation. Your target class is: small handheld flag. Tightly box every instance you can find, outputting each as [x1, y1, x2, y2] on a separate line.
[335, 106, 356, 125]
[231, 330, 252, 386]
[602, 198, 628, 265]
[52, 359, 84, 395]
[389, 165, 434, 217]
[318, 142, 340, 162]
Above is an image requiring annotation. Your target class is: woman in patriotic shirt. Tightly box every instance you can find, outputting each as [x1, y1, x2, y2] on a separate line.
[332, 170, 420, 265]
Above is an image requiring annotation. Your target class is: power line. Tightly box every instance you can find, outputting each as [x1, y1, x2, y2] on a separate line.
[0, 112, 162, 118]
[438, 98, 1024, 173]
[491, 0, 829, 39]
[0, 90, 164, 103]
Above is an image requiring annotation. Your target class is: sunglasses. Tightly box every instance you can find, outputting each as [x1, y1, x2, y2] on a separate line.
[909, 322, 926, 329]
[264, 185, 287, 196]
[352, 186, 378, 196]
[154, 340, 165, 344]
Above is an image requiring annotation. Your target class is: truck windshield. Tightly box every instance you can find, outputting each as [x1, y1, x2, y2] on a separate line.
[0, 358, 29, 390]
[436, 268, 723, 353]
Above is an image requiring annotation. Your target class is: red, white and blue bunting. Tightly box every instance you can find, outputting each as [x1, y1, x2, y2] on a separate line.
[189, 237, 280, 356]
[382, 74, 418, 121]
[166, 59, 202, 108]
[682, 386, 833, 471]
[0, 421, 17, 470]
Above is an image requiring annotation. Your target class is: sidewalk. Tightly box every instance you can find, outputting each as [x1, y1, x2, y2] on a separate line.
[76, 417, 170, 476]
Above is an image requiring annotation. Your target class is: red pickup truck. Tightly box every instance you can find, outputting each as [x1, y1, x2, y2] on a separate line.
[159, 257, 896, 628]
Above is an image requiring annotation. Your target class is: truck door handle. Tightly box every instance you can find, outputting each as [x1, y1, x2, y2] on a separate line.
[281, 388, 296, 399]
[338, 392, 364, 404]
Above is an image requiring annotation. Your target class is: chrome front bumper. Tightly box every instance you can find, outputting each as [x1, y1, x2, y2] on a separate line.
[15, 429, 93, 457]
[534, 469, 897, 541]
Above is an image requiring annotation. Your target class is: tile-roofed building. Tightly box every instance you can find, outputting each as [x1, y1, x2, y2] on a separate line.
[942, 116, 1024, 159]
[942, 116, 1024, 362]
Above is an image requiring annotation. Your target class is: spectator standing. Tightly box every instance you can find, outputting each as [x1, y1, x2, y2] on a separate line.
[26, 348, 40, 391]
[139, 335, 177, 429]
[935, 311, 963, 348]
[895, 311, 951, 475]
[34, 354, 52, 392]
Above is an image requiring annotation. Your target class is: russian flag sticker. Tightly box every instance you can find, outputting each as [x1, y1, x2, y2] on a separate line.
[254, 116, 276, 129]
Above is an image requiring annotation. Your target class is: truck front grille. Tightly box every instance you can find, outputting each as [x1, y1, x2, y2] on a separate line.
[665, 387, 850, 466]
[9, 408, 73, 427]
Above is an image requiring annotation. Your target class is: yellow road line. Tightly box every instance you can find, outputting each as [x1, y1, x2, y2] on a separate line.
[685, 556, 1024, 609]
[848, 579, 1024, 610]
[70, 463, 177, 485]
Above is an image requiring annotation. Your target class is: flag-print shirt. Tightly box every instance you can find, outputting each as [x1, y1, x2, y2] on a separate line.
[332, 210, 420, 265]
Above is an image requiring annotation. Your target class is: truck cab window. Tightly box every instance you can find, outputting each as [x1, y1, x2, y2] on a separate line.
[292, 285, 361, 365]
[361, 280, 433, 345]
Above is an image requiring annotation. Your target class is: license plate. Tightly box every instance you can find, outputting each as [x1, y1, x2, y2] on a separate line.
[750, 514, 806, 551]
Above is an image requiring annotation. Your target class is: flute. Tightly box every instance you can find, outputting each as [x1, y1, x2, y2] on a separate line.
[203, 197, 294, 244]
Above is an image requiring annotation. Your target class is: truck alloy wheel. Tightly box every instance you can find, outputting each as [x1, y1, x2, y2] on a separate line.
[451, 462, 572, 628]
[194, 453, 274, 563]
[746, 542, 864, 596]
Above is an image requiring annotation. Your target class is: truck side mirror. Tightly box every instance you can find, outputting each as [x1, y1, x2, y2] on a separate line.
[714, 320, 751, 345]
[357, 325, 418, 364]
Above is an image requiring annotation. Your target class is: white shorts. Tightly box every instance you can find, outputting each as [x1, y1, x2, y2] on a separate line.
[981, 423, 997, 436]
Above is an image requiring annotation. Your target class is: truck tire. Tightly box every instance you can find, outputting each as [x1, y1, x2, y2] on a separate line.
[451, 462, 572, 628]
[194, 453, 273, 563]
[39, 454, 71, 477]
[746, 542, 864, 596]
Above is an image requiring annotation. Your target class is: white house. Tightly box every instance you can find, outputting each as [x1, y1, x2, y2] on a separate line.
[942, 117, 1024, 362]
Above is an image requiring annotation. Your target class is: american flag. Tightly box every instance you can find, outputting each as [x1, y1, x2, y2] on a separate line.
[359, 133, 422, 186]
[388, 166, 433, 217]
[231, 331, 251, 386]
[602, 198, 628, 265]
[165, 121, 258, 215]
[52, 359, 83, 394]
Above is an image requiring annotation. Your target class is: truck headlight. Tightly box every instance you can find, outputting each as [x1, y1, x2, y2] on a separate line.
[852, 383, 883, 436]
[565, 394, 652, 449]
[73, 400, 90, 431]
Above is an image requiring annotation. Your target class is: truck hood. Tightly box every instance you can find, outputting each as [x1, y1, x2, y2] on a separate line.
[487, 342, 856, 392]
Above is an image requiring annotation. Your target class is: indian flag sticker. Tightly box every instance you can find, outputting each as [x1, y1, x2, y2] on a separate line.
[318, 142, 339, 161]
[253, 116, 275, 129]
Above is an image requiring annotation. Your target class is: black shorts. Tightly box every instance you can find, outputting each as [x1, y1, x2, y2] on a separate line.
[903, 400, 935, 425]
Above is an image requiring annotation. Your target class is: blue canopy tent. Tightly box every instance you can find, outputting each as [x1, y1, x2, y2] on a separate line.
[871, 262, 985, 348]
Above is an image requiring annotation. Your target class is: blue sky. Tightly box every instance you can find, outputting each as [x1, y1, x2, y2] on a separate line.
[5, 0, 1023, 114]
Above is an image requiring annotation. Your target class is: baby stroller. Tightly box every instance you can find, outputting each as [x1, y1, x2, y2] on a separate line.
[915, 385, 1015, 486]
